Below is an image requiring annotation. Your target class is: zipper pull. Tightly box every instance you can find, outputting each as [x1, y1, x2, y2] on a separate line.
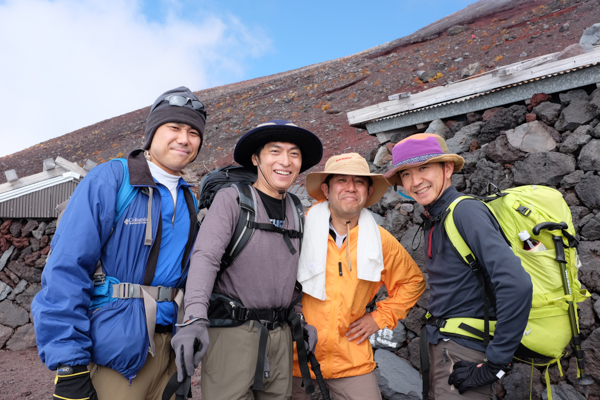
[339, 262, 343, 276]
[443, 349, 447, 364]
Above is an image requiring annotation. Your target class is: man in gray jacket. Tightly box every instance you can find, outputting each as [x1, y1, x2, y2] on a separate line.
[384, 133, 532, 399]
[171, 120, 323, 399]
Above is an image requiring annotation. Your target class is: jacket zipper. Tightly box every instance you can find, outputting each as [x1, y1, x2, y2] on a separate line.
[157, 182, 177, 226]
[327, 253, 342, 378]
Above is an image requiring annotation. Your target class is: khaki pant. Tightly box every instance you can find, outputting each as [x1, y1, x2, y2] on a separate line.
[429, 339, 494, 400]
[202, 322, 293, 400]
[90, 332, 176, 400]
[291, 371, 381, 400]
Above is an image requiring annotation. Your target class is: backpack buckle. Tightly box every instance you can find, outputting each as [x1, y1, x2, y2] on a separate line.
[433, 318, 447, 328]
[271, 308, 285, 322]
[156, 286, 173, 302]
[425, 314, 447, 329]
[517, 205, 531, 217]
[231, 306, 249, 321]
[116, 283, 133, 299]
[93, 273, 106, 286]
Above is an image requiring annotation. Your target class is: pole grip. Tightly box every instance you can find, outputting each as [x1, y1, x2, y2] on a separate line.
[533, 221, 567, 236]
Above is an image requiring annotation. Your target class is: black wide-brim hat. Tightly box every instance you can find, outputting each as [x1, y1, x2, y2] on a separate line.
[234, 120, 323, 173]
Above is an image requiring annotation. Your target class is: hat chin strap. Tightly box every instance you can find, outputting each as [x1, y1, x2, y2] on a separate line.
[256, 161, 288, 197]
[256, 161, 288, 224]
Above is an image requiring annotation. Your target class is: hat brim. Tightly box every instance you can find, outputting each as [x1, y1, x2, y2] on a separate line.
[234, 125, 323, 173]
[383, 154, 465, 186]
[306, 171, 389, 208]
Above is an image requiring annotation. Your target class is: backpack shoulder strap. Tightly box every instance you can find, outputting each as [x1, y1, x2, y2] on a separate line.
[287, 192, 304, 253]
[220, 183, 257, 270]
[113, 158, 138, 225]
[443, 196, 478, 267]
[443, 195, 497, 345]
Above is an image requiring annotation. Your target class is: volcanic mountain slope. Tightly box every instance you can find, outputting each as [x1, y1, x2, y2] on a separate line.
[1, 0, 597, 184]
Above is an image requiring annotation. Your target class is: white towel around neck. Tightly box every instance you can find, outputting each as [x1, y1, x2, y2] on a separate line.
[297, 201, 384, 300]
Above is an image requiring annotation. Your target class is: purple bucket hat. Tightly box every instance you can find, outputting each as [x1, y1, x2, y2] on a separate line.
[383, 133, 465, 186]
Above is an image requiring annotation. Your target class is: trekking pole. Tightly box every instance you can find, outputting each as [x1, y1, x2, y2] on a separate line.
[307, 352, 331, 400]
[533, 222, 594, 396]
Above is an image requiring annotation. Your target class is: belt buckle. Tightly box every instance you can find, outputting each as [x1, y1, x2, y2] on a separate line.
[156, 286, 172, 302]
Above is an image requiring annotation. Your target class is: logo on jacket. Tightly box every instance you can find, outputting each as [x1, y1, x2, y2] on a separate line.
[124, 217, 147, 225]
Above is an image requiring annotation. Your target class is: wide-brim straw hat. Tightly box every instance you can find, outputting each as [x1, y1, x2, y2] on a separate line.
[234, 120, 323, 173]
[306, 153, 389, 208]
[384, 133, 465, 186]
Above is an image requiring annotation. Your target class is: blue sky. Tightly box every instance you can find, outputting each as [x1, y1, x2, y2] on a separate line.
[0, 0, 478, 157]
[141, 0, 479, 80]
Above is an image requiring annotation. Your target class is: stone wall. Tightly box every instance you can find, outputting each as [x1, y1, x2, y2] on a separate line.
[0, 219, 55, 350]
[365, 85, 600, 400]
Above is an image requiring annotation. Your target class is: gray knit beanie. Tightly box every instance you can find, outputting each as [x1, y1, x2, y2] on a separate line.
[143, 86, 206, 154]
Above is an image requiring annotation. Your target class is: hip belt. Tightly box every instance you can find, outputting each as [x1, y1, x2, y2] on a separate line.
[111, 282, 184, 356]
[207, 292, 314, 394]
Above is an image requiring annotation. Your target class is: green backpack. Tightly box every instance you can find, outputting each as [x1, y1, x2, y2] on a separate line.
[432, 185, 590, 396]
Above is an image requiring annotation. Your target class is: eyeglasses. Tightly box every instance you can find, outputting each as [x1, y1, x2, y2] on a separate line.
[151, 95, 207, 119]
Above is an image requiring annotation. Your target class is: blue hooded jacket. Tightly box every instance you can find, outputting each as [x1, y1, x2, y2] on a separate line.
[32, 150, 198, 380]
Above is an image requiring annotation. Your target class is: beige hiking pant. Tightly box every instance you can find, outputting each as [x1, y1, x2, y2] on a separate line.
[291, 371, 382, 400]
[89, 332, 176, 400]
[201, 321, 293, 400]
[429, 339, 494, 399]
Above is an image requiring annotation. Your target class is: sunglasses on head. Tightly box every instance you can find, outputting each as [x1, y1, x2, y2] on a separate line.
[151, 95, 207, 119]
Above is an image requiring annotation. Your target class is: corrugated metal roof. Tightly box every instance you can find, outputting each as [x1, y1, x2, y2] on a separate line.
[0, 180, 79, 218]
[347, 47, 600, 132]
[0, 172, 81, 203]
[371, 60, 600, 125]
[0, 171, 81, 218]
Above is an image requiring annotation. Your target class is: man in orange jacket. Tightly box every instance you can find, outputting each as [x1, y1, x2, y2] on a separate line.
[292, 153, 425, 399]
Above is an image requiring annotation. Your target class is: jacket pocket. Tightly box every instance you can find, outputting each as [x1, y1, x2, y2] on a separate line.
[89, 299, 149, 379]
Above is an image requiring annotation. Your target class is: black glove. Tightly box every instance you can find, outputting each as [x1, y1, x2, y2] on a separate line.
[54, 365, 97, 400]
[303, 324, 318, 354]
[171, 319, 209, 382]
[448, 360, 509, 394]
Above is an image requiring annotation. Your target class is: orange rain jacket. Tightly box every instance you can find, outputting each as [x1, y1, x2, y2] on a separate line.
[292, 222, 425, 379]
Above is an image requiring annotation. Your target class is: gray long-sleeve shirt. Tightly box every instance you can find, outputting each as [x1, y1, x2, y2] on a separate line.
[184, 186, 301, 321]
[425, 186, 533, 365]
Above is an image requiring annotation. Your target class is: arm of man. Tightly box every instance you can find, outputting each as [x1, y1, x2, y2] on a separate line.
[453, 201, 533, 365]
[32, 162, 123, 370]
[347, 228, 426, 344]
[182, 187, 240, 321]
[171, 188, 240, 381]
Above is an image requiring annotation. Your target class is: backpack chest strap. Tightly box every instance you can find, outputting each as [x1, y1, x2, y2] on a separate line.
[247, 221, 303, 255]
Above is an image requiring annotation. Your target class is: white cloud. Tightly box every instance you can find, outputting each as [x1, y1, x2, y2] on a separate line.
[0, 0, 271, 157]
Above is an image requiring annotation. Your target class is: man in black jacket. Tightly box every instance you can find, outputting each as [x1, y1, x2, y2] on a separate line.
[384, 133, 532, 399]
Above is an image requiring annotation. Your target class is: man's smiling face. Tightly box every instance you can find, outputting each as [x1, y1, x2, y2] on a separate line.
[252, 141, 302, 197]
[399, 162, 453, 206]
[321, 174, 373, 220]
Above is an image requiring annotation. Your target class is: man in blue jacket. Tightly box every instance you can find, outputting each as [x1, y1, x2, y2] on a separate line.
[384, 133, 532, 399]
[32, 86, 205, 400]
